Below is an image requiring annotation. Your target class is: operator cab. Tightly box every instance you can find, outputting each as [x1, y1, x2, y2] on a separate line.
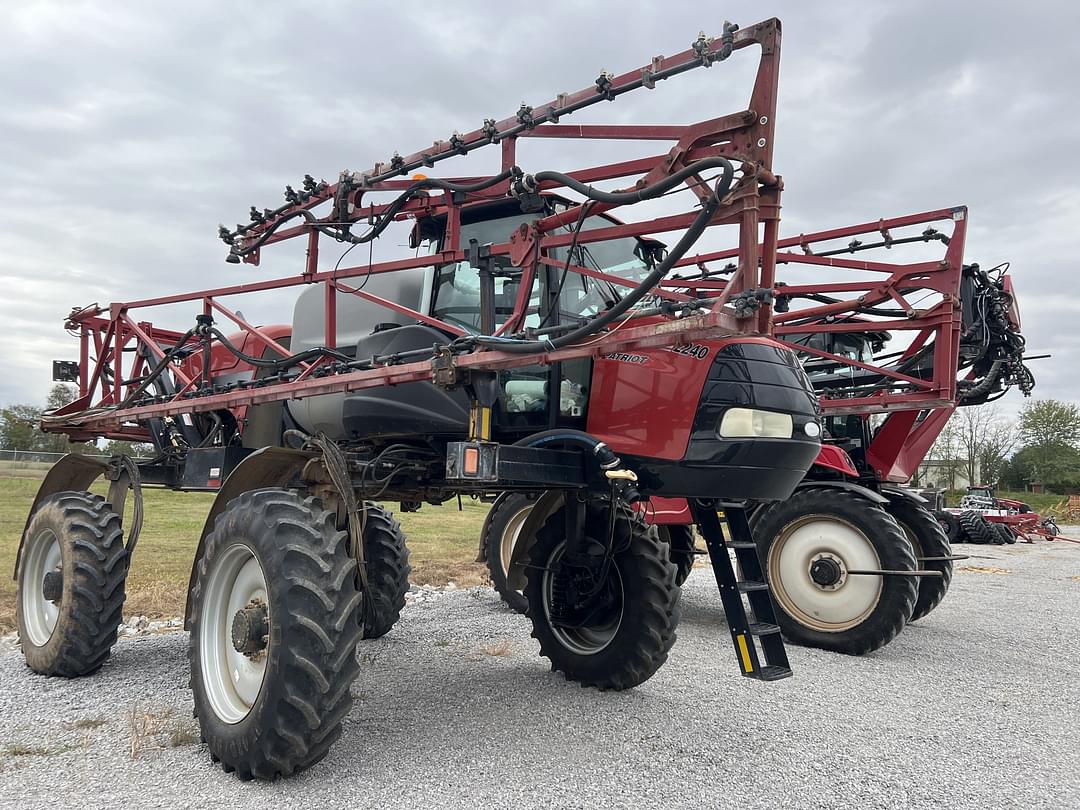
[286, 197, 664, 443]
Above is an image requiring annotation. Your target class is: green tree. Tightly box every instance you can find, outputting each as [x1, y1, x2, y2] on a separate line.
[0, 404, 42, 450]
[1018, 399, 1080, 487]
[0, 385, 93, 454]
[46, 384, 77, 411]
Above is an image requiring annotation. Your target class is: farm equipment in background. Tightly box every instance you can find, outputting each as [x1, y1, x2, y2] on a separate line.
[934, 485, 1074, 545]
[482, 210, 1039, 655]
[18, 19, 830, 781]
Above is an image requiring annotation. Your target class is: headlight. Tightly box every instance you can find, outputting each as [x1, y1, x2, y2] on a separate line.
[718, 408, 794, 439]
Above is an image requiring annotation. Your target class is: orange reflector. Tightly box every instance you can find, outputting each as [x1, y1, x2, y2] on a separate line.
[411, 173, 428, 181]
[464, 447, 479, 476]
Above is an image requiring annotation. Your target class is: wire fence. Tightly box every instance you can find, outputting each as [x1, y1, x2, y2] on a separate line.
[0, 449, 111, 478]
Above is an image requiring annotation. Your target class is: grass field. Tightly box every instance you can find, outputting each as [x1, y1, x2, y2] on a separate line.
[0, 476, 492, 633]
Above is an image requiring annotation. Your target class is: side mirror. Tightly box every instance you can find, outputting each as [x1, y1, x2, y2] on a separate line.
[635, 239, 667, 267]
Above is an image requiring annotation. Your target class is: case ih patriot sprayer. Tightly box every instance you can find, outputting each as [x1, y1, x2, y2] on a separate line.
[481, 212, 1037, 654]
[12, 17, 1023, 780]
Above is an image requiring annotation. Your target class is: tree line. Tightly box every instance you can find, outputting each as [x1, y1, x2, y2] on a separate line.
[0, 384, 151, 457]
[924, 399, 1080, 493]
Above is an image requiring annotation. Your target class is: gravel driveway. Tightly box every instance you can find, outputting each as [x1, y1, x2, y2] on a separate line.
[1, 539, 1078, 809]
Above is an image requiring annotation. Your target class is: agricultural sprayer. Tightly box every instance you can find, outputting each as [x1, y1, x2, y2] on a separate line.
[13, 17, 1015, 781]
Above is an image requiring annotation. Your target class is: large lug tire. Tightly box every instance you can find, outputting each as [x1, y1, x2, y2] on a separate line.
[959, 511, 999, 545]
[525, 501, 680, 690]
[885, 499, 954, 622]
[16, 491, 127, 677]
[659, 525, 696, 586]
[935, 510, 964, 544]
[753, 488, 918, 655]
[188, 489, 363, 780]
[359, 503, 411, 639]
[992, 522, 1017, 545]
[482, 493, 535, 614]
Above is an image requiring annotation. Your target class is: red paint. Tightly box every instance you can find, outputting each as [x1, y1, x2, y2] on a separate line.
[812, 445, 859, 477]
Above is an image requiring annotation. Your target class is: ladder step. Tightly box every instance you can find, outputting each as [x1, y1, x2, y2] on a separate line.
[747, 621, 780, 636]
[737, 581, 770, 593]
[752, 665, 793, 682]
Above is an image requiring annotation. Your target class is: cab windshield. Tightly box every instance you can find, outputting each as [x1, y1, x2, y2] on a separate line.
[431, 208, 652, 332]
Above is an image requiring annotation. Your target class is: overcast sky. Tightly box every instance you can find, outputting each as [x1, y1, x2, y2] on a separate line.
[2, 0, 1076, 417]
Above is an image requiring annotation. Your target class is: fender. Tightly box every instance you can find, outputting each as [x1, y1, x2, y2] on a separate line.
[879, 485, 927, 505]
[504, 490, 567, 593]
[475, 492, 539, 562]
[796, 479, 889, 505]
[183, 445, 316, 627]
[13, 453, 109, 580]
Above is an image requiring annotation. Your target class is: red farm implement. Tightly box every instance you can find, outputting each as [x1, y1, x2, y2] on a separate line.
[938, 485, 1079, 545]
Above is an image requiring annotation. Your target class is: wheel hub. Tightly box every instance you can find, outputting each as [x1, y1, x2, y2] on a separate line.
[41, 571, 63, 603]
[808, 553, 846, 591]
[230, 599, 268, 657]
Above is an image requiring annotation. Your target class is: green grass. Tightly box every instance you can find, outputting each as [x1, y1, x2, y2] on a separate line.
[0, 476, 491, 633]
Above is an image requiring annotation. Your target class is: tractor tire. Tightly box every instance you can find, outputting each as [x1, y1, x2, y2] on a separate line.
[935, 510, 964, 544]
[959, 511, 999, 545]
[753, 488, 917, 656]
[188, 489, 363, 780]
[525, 501, 680, 690]
[659, 525, 696, 586]
[992, 523, 1016, 545]
[16, 491, 127, 677]
[482, 493, 535, 614]
[359, 504, 411, 639]
[885, 499, 953, 622]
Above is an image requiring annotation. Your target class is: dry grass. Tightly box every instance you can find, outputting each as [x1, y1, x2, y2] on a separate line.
[65, 717, 106, 731]
[480, 639, 514, 657]
[2, 740, 84, 757]
[957, 565, 1010, 575]
[0, 476, 493, 633]
[168, 721, 200, 748]
[128, 706, 175, 759]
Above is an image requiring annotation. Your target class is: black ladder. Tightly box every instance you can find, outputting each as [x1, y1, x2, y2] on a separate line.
[690, 502, 792, 682]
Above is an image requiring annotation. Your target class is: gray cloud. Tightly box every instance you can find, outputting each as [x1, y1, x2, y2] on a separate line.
[1, 0, 1075, 413]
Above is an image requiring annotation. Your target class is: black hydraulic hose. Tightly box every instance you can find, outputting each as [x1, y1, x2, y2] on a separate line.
[513, 429, 621, 470]
[232, 169, 517, 257]
[207, 328, 353, 369]
[528, 157, 734, 206]
[475, 160, 735, 355]
[120, 328, 197, 407]
[958, 360, 1004, 403]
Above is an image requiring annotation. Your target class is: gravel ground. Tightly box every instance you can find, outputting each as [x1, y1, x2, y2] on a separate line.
[1, 537, 1078, 809]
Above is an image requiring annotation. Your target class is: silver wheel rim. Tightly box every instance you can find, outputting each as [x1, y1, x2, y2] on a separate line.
[499, 505, 533, 592]
[768, 514, 883, 632]
[20, 528, 62, 646]
[199, 543, 269, 724]
[542, 540, 623, 655]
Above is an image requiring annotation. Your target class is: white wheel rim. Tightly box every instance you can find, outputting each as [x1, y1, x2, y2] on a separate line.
[499, 505, 533, 591]
[20, 528, 62, 646]
[768, 514, 883, 632]
[542, 540, 623, 655]
[200, 543, 269, 724]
